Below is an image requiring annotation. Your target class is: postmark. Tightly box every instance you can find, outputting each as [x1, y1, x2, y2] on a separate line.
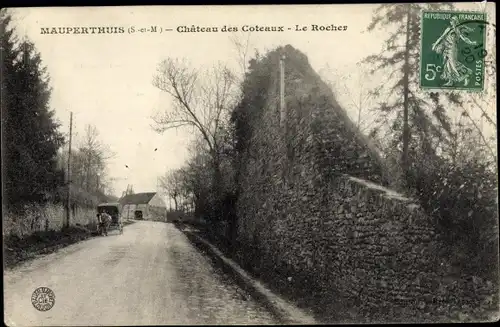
[419, 10, 489, 92]
[31, 287, 55, 311]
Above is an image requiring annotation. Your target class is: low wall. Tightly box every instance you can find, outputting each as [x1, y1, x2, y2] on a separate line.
[3, 203, 95, 238]
[166, 210, 197, 223]
[237, 173, 498, 321]
[149, 206, 167, 221]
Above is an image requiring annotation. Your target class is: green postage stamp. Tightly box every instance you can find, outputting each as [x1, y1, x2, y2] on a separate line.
[419, 10, 488, 92]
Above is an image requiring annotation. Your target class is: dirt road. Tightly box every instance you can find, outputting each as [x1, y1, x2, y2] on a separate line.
[4, 221, 278, 326]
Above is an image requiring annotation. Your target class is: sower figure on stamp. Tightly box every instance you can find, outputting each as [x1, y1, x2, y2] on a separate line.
[431, 16, 477, 86]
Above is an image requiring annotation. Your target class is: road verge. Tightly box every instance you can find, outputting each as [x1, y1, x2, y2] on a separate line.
[178, 224, 317, 325]
[4, 226, 92, 269]
[4, 220, 137, 269]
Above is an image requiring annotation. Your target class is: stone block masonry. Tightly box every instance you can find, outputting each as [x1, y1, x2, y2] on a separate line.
[234, 45, 487, 322]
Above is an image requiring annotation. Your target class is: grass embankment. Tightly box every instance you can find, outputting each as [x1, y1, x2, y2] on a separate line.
[4, 220, 137, 269]
[4, 226, 92, 268]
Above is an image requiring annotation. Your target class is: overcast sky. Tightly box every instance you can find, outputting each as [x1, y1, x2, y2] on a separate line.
[9, 3, 495, 198]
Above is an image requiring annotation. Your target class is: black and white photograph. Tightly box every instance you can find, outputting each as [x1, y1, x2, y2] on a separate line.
[2, 3, 498, 325]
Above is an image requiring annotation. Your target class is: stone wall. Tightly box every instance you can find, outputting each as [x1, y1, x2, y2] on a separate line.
[234, 45, 477, 322]
[3, 203, 95, 237]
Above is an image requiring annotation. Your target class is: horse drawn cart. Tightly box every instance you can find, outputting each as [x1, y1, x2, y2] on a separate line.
[96, 202, 123, 236]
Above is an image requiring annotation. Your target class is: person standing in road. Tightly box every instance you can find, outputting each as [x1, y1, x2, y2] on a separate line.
[100, 211, 112, 236]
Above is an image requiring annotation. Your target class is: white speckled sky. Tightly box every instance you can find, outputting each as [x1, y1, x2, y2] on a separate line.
[9, 3, 495, 198]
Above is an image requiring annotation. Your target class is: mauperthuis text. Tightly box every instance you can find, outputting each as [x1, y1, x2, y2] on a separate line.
[40, 24, 348, 35]
[41, 26, 125, 34]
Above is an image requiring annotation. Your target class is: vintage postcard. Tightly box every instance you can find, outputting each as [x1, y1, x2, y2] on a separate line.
[2, 3, 498, 326]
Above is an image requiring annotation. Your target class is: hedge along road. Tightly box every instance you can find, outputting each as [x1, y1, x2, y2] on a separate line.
[4, 221, 278, 326]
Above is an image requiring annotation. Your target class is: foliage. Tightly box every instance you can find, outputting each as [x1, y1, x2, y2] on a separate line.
[152, 58, 242, 226]
[158, 169, 184, 211]
[364, 3, 462, 186]
[152, 53, 249, 235]
[365, 3, 498, 282]
[5, 223, 91, 268]
[1, 9, 65, 210]
[408, 119, 498, 280]
[56, 124, 115, 207]
[231, 49, 272, 173]
[152, 58, 238, 157]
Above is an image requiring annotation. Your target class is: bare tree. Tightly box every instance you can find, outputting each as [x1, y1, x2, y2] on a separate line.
[76, 124, 115, 193]
[158, 170, 184, 211]
[229, 31, 253, 80]
[158, 134, 215, 218]
[319, 63, 382, 135]
[152, 58, 239, 190]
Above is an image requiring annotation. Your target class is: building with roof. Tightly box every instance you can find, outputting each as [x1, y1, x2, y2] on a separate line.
[119, 192, 167, 220]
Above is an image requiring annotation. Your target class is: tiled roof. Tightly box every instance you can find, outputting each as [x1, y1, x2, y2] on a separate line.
[119, 192, 156, 205]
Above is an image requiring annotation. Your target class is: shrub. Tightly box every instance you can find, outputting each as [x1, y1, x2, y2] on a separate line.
[412, 159, 498, 280]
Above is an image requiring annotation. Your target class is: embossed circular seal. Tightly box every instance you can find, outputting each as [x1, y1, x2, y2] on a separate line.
[31, 287, 55, 311]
